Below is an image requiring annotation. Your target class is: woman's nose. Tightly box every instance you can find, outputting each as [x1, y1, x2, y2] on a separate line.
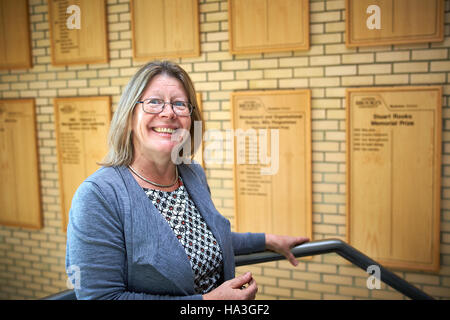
[158, 102, 176, 119]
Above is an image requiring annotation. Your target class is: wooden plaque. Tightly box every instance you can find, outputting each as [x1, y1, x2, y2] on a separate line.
[0, 99, 42, 229]
[231, 90, 312, 238]
[48, 0, 108, 65]
[0, 0, 32, 69]
[228, 0, 309, 54]
[54, 97, 111, 231]
[131, 0, 200, 61]
[346, 0, 444, 47]
[346, 87, 441, 272]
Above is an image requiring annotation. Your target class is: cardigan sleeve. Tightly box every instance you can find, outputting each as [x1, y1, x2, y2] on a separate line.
[231, 232, 266, 255]
[66, 180, 202, 300]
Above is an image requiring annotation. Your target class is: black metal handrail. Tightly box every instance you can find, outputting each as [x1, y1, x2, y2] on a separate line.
[235, 238, 433, 300]
[43, 238, 434, 300]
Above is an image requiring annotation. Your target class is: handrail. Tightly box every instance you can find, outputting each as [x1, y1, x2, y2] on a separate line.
[235, 239, 433, 300]
[43, 238, 434, 300]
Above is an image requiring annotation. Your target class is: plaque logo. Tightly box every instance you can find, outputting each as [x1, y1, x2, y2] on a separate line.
[239, 100, 261, 111]
[355, 97, 381, 108]
[60, 104, 76, 114]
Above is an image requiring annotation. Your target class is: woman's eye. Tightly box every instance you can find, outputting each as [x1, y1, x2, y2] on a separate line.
[147, 99, 163, 105]
[173, 101, 186, 107]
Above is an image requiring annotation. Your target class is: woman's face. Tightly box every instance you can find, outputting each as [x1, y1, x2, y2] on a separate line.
[131, 73, 192, 162]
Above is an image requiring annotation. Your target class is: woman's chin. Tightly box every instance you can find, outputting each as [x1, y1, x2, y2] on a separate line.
[150, 132, 188, 154]
[143, 142, 181, 159]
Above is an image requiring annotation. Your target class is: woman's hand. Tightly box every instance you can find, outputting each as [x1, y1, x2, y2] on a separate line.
[203, 272, 257, 300]
[265, 234, 310, 267]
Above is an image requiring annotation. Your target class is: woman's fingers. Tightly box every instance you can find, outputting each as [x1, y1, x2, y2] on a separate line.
[243, 277, 258, 300]
[203, 272, 258, 300]
[285, 236, 309, 266]
[296, 236, 310, 245]
[286, 251, 299, 266]
[231, 272, 258, 300]
[229, 272, 252, 289]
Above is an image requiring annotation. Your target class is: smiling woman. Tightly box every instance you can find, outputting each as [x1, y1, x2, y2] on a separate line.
[65, 60, 309, 300]
[129, 73, 193, 187]
[100, 60, 202, 169]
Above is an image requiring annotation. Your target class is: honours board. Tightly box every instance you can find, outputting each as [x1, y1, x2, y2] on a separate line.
[131, 0, 200, 61]
[346, 87, 441, 272]
[54, 97, 111, 231]
[228, 0, 309, 54]
[346, 0, 444, 47]
[48, 0, 108, 65]
[0, 0, 32, 69]
[0, 99, 42, 229]
[231, 90, 312, 238]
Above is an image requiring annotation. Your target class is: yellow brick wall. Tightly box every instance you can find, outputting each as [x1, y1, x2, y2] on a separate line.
[0, 0, 450, 299]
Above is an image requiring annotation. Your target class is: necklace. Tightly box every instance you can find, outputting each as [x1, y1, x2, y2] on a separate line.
[128, 165, 179, 188]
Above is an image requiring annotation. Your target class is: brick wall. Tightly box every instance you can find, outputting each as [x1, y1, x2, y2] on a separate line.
[0, 0, 450, 299]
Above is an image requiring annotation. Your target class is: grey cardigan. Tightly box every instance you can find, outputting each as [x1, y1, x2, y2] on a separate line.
[65, 164, 266, 299]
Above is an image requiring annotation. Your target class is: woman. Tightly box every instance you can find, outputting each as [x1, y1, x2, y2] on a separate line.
[66, 60, 309, 300]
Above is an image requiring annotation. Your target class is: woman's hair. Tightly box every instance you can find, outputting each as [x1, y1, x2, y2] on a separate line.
[100, 60, 202, 167]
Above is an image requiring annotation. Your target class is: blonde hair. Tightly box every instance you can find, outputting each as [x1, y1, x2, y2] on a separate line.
[100, 60, 202, 167]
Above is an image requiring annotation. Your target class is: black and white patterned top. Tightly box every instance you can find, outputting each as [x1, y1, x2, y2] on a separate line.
[143, 178, 223, 294]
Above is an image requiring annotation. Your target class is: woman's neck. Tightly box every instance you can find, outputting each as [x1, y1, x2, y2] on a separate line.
[129, 155, 179, 191]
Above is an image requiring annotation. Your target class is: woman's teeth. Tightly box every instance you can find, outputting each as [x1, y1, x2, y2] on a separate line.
[153, 127, 176, 133]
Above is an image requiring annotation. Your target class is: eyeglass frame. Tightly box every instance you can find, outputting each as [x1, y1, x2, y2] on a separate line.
[136, 98, 194, 117]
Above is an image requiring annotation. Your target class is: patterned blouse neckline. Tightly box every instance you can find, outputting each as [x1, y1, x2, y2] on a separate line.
[143, 178, 223, 294]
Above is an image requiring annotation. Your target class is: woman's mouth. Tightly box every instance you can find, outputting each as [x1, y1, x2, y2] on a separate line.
[149, 126, 187, 144]
[152, 127, 176, 134]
